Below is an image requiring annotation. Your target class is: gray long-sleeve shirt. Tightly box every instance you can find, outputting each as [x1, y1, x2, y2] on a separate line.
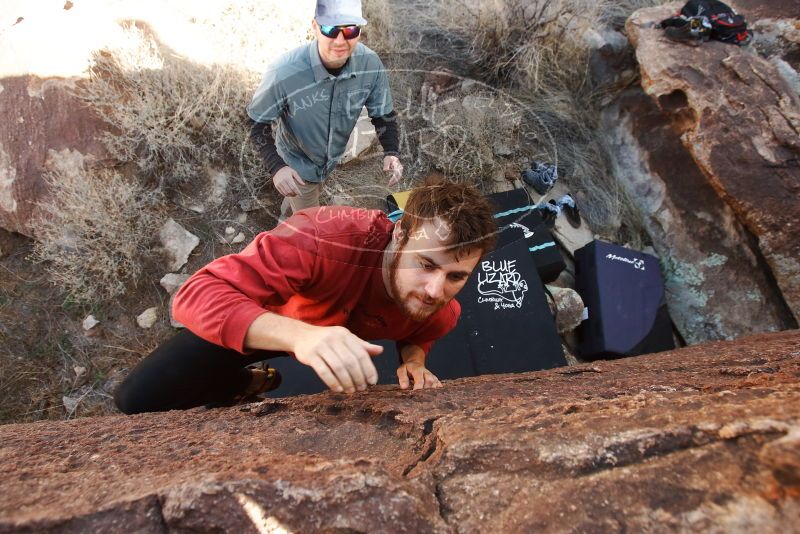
[247, 41, 394, 183]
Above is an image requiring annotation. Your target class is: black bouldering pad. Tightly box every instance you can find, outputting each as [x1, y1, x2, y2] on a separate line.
[488, 188, 566, 284]
[575, 240, 675, 359]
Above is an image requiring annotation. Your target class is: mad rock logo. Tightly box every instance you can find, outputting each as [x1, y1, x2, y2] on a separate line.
[477, 259, 528, 309]
[605, 253, 646, 271]
[508, 222, 534, 239]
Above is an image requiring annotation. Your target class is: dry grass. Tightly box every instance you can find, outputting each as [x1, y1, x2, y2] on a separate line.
[76, 24, 258, 188]
[362, 0, 405, 56]
[428, 0, 666, 92]
[29, 163, 160, 303]
[1, 233, 153, 424]
[431, 0, 594, 94]
[415, 90, 522, 188]
[360, 0, 665, 243]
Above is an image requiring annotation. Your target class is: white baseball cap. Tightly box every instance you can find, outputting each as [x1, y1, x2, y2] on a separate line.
[315, 0, 368, 26]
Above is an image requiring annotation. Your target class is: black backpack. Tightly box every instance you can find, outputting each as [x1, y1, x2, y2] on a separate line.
[661, 0, 753, 46]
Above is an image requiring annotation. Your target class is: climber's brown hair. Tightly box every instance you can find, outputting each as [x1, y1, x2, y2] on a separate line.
[397, 173, 497, 258]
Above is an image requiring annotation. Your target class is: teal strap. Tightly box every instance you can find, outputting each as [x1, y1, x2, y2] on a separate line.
[530, 241, 556, 252]
[392, 205, 545, 225]
[494, 205, 537, 218]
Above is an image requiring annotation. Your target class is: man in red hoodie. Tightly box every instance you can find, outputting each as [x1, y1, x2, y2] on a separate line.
[115, 178, 496, 414]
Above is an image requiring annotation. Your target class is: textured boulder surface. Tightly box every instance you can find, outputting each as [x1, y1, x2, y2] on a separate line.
[602, 88, 794, 343]
[626, 5, 800, 322]
[0, 76, 109, 237]
[1, 330, 799, 533]
[732, 0, 800, 20]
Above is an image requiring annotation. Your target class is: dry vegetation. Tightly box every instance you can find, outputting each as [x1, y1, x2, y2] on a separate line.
[78, 24, 259, 188]
[3, 0, 665, 423]
[30, 164, 160, 303]
[362, 0, 666, 241]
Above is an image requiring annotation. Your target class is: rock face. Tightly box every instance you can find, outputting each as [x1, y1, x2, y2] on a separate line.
[731, 0, 800, 20]
[1, 330, 798, 532]
[602, 88, 793, 342]
[626, 5, 800, 323]
[583, 28, 637, 89]
[0, 76, 109, 237]
[545, 285, 585, 334]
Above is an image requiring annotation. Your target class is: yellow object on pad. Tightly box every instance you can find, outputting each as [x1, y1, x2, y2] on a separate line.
[388, 190, 412, 211]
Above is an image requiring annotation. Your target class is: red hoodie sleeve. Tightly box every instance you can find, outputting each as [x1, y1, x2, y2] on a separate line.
[173, 215, 319, 352]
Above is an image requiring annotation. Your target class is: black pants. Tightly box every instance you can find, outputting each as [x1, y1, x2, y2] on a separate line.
[114, 329, 287, 414]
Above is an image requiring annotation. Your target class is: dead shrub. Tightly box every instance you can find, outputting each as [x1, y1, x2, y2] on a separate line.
[430, 0, 590, 93]
[30, 164, 160, 303]
[429, 0, 665, 92]
[416, 90, 522, 188]
[362, 0, 402, 55]
[406, 0, 665, 241]
[76, 25, 258, 188]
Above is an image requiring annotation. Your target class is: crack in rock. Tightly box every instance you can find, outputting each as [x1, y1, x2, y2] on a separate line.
[558, 366, 603, 375]
[402, 417, 443, 477]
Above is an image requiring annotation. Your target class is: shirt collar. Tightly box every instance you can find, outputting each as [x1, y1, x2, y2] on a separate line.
[309, 41, 359, 82]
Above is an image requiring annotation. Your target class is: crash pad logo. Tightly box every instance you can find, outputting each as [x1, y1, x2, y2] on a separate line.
[508, 222, 533, 239]
[477, 259, 528, 309]
[605, 253, 645, 271]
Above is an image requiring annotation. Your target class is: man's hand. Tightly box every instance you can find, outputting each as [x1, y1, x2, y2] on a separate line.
[397, 360, 442, 390]
[273, 166, 305, 197]
[293, 326, 383, 394]
[383, 155, 403, 187]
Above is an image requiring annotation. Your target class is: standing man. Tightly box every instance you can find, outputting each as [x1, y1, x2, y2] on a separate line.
[114, 178, 497, 414]
[248, 0, 402, 220]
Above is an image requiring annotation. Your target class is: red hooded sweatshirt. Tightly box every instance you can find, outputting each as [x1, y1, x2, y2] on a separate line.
[172, 206, 460, 356]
